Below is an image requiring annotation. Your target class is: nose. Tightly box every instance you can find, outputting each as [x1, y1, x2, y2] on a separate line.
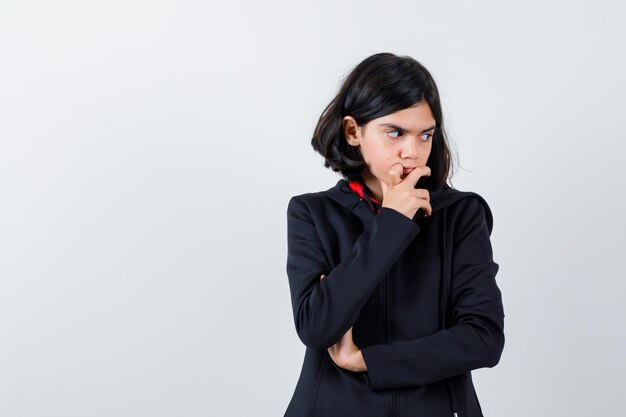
[401, 137, 420, 160]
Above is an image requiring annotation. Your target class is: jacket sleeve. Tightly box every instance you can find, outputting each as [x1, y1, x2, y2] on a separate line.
[286, 195, 420, 350]
[360, 197, 505, 391]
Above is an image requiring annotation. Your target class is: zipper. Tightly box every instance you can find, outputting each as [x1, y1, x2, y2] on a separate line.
[384, 271, 398, 417]
[442, 205, 462, 417]
[368, 202, 396, 416]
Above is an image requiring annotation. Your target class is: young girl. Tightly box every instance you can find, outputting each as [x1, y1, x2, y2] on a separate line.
[284, 52, 505, 417]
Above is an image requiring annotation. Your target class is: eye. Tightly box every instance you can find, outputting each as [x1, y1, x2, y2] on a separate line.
[387, 130, 434, 141]
[387, 130, 401, 139]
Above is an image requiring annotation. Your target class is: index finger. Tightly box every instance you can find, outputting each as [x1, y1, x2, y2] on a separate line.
[401, 165, 431, 188]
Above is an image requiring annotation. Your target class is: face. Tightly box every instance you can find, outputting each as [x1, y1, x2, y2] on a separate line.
[343, 100, 436, 201]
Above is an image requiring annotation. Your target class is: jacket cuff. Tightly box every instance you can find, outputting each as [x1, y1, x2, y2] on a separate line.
[379, 207, 420, 236]
[361, 345, 386, 391]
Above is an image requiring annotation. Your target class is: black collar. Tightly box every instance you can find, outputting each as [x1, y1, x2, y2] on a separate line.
[319, 179, 493, 234]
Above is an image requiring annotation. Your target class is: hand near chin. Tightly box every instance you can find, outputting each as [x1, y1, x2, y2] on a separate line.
[379, 163, 433, 219]
[319, 273, 367, 372]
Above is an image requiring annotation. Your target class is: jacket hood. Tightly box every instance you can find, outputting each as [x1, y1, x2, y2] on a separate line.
[320, 179, 494, 235]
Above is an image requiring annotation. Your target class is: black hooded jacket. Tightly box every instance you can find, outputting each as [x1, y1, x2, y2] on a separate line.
[284, 178, 505, 417]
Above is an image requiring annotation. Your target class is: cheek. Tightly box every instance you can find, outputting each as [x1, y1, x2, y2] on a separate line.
[361, 139, 396, 176]
[368, 151, 394, 178]
[425, 144, 434, 159]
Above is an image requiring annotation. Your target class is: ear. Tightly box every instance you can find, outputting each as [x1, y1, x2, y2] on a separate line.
[342, 116, 361, 147]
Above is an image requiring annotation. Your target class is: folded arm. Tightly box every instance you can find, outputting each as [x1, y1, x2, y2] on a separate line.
[286, 196, 420, 350]
[360, 198, 505, 390]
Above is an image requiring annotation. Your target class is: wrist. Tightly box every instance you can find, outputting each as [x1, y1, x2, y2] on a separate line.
[354, 349, 367, 372]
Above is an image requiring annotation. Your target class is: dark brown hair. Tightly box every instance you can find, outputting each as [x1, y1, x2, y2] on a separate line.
[311, 52, 456, 190]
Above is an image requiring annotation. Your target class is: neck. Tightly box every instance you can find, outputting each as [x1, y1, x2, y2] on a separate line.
[359, 171, 383, 202]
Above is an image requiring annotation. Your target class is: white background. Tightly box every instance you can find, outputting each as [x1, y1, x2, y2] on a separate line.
[1, 1, 624, 416]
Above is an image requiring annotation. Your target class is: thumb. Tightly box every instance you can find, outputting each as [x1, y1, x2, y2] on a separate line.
[387, 163, 403, 187]
[380, 164, 402, 201]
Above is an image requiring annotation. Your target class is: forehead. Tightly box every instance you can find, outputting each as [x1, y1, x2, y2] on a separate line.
[376, 103, 435, 129]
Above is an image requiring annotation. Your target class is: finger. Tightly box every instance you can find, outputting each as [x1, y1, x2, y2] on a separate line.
[320, 273, 326, 281]
[415, 188, 431, 203]
[403, 165, 431, 188]
[413, 189, 432, 216]
[387, 163, 403, 186]
[418, 200, 432, 217]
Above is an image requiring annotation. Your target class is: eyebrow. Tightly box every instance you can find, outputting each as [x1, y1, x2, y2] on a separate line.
[378, 123, 437, 133]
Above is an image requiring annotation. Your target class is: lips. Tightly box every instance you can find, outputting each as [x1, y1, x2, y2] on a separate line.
[403, 167, 416, 174]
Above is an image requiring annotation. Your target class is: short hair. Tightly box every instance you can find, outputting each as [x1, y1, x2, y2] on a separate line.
[311, 52, 455, 190]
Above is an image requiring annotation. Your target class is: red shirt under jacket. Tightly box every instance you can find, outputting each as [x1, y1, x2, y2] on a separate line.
[347, 178, 382, 215]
